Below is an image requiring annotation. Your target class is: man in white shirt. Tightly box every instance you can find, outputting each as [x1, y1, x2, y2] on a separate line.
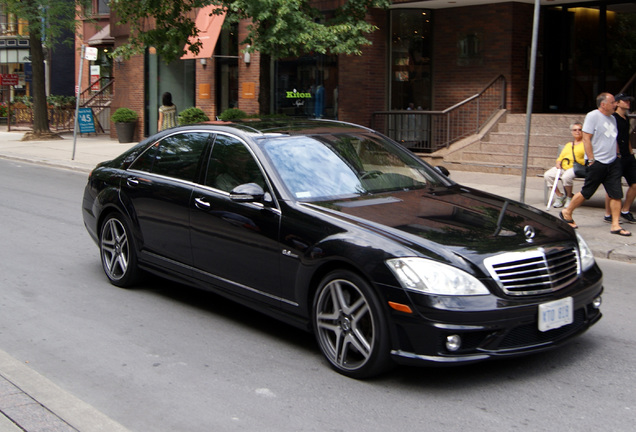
[559, 92, 631, 236]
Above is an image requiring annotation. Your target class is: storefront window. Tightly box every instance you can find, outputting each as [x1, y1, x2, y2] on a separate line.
[274, 54, 338, 119]
[544, 3, 636, 112]
[390, 9, 432, 110]
[215, 23, 239, 112]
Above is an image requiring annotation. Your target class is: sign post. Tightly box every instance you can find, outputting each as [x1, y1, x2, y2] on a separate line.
[72, 46, 98, 160]
[1, 74, 19, 131]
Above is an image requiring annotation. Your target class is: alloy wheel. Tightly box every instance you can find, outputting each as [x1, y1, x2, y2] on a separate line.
[314, 273, 390, 377]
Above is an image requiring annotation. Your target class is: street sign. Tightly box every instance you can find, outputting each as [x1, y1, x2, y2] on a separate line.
[24, 63, 32, 83]
[0, 74, 19, 86]
[85, 47, 98, 61]
[77, 108, 96, 133]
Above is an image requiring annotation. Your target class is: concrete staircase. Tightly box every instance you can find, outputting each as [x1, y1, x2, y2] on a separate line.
[423, 113, 585, 176]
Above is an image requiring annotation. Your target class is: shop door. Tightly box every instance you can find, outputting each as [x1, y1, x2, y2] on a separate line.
[543, 4, 636, 113]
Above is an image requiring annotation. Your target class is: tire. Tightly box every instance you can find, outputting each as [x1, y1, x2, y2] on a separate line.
[99, 212, 141, 288]
[312, 270, 392, 379]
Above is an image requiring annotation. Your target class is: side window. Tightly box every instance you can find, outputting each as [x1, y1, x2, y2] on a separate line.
[130, 141, 158, 173]
[130, 132, 210, 182]
[205, 135, 266, 192]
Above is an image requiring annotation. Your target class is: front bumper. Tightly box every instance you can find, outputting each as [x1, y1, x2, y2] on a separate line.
[386, 278, 603, 366]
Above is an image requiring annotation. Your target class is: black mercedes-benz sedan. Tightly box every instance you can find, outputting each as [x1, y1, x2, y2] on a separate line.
[82, 119, 602, 378]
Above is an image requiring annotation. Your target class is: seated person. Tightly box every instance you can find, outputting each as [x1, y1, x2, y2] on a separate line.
[544, 122, 586, 208]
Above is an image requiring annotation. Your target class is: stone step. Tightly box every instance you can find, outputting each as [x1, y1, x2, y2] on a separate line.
[485, 132, 568, 145]
[459, 150, 554, 167]
[478, 141, 557, 154]
[442, 160, 546, 176]
[503, 113, 585, 125]
[483, 134, 572, 148]
[432, 112, 586, 175]
[495, 123, 576, 135]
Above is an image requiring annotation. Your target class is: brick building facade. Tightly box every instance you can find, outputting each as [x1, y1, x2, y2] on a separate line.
[97, 1, 632, 141]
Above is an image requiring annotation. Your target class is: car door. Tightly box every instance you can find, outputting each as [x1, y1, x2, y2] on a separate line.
[123, 131, 211, 272]
[189, 133, 283, 306]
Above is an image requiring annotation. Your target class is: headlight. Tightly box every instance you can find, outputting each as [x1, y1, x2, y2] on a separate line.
[576, 231, 595, 271]
[386, 257, 490, 296]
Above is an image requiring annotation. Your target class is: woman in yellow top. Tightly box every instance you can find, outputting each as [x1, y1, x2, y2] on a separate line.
[158, 92, 177, 131]
[544, 122, 586, 208]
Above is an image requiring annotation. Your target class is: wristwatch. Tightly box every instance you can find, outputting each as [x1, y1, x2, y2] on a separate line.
[588, 159, 595, 164]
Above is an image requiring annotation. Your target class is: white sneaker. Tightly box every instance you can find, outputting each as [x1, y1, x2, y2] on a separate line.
[553, 195, 566, 208]
[564, 197, 571, 208]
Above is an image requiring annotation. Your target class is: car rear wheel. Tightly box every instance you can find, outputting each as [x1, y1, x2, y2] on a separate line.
[100, 213, 140, 287]
[313, 270, 392, 378]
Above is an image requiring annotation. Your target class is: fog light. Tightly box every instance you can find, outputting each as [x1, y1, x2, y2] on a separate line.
[592, 296, 602, 309]
[446, 335, 462, 352]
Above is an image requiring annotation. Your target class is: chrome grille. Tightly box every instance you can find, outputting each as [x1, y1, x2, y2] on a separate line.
[483, 246, 580, 296]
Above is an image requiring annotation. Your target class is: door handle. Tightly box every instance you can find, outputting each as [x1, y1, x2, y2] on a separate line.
[126, 177, 140, 186]
[194, 197, 211, 209]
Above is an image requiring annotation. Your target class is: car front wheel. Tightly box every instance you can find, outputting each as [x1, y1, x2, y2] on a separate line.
[313, 270, 392, 378]
[99, 212, 140, 287]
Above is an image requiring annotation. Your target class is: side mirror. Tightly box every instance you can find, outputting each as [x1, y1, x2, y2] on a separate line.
[230, 183, 271, 203]
[435, 166, 450, 177]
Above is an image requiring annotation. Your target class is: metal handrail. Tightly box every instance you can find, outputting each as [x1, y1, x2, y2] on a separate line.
[80, 77, 114, 107]
[372, 75, 506, 152]
[79, 77, 115, 133]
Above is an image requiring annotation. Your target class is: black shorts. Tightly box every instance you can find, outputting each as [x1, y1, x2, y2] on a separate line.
[580, 158, 624, 200]
[621, 155, 636, 185]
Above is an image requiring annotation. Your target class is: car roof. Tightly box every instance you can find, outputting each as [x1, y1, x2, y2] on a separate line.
[196, 118, 375, 137]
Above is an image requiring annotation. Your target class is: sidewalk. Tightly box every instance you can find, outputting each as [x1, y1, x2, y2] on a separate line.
[0, 127, 633, 263]
[0, 127, 634, 431]
[0, 349, 129, 432]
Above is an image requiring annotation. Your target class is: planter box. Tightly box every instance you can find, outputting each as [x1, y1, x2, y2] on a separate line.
[115, 122, 136, 143]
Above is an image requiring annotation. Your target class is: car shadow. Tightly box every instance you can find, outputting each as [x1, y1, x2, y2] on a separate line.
[131, 274, 317, 354]
[103, 270, 601, 383]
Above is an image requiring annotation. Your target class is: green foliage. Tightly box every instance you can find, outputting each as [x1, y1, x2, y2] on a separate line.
[178, 107, 210, 125]
[3, 0, 92, 47]
[110, 0, 391, 63]
[218, 108, 247, 121]
[47, 95, 76, 109]
[13, 96, 33, 107]
[3, 0, 91, 135]
[111, 108, 139, 123]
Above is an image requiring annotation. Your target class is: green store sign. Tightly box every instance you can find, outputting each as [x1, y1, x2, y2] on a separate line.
[286, 90, 312, 99]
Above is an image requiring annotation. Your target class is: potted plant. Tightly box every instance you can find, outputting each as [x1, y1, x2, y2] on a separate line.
[177, 107, 209, 125]
[111, 107, 138, 143]
[217, 108, 247, 121]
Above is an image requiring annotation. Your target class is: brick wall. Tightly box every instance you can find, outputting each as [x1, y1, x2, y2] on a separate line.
[105, 2, 543, 136]
[432, 3, 541, 113]
[196, 60, 216, 119]
[110, 36, 145, 140]
[338, 8, 388, 127]
[238, 21, 260, 116]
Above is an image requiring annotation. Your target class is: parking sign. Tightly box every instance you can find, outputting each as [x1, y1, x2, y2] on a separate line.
[78, 108, 96, 133]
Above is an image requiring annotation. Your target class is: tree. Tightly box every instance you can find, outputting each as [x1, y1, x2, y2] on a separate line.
[3, 0, 90, 138]
[111, 0, 390, 113]
[111, 0, 390, 62]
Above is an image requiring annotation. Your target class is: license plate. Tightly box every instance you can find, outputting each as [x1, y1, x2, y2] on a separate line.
[538, 297, 573, 332]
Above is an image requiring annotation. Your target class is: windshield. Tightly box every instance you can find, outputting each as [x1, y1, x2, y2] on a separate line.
[261, 132, 447, 201]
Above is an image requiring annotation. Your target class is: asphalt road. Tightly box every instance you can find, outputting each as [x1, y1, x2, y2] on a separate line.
[0, 159, 634, 432]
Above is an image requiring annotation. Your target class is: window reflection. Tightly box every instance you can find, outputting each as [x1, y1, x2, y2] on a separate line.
[205, 135, 266, 192]
[130, 132, 209, 182]
[262, 133, 437, 201]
